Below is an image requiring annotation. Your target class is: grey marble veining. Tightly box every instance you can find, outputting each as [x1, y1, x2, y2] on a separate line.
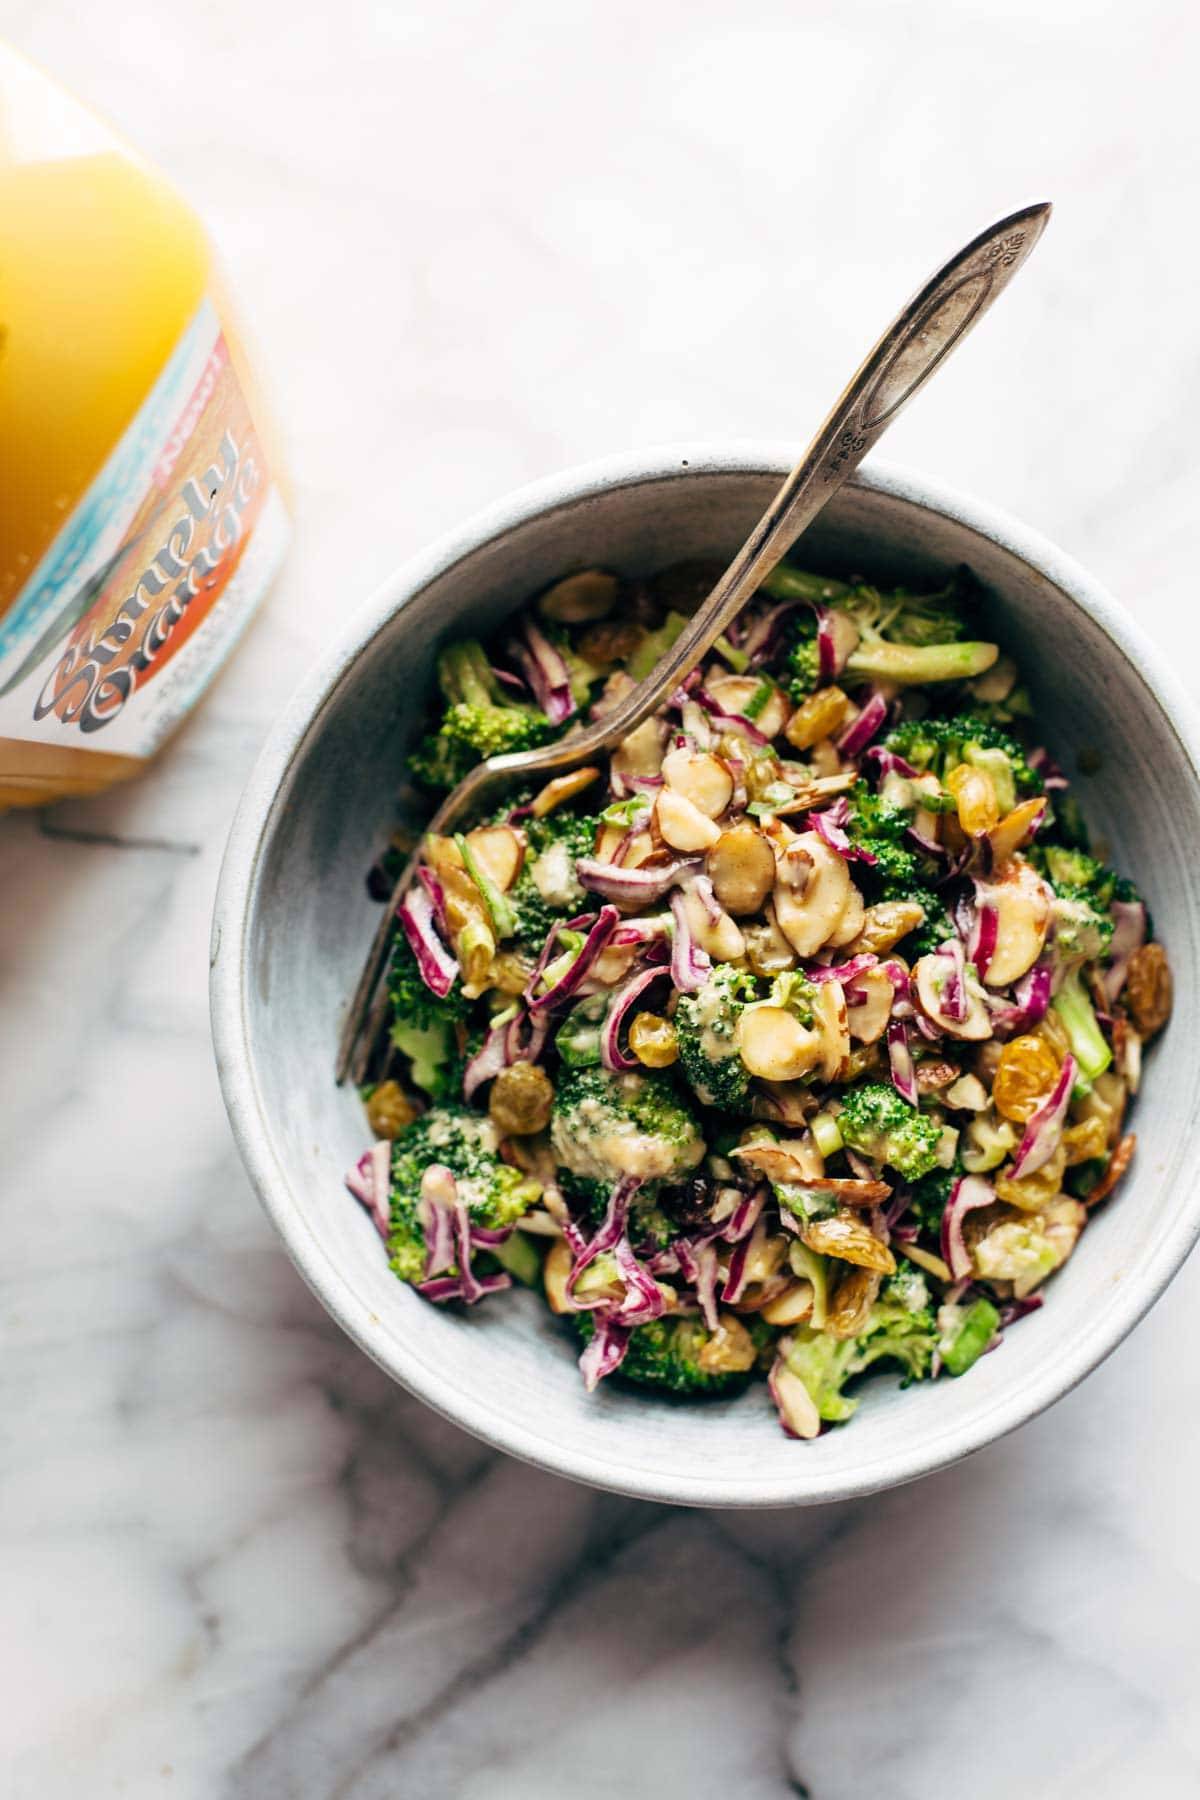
[3, 0, 1200, 1794]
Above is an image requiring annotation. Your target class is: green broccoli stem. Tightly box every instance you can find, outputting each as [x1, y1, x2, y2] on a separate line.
[761, 567, 851, 603]
[439, 640, 503, 709]
[1051, 971, 1113, 1089]
[628, 610, 690, 681]
[844, 640, 999, 685]
[940, 1297, 1000, 1376]
[455, 832, 516, 939]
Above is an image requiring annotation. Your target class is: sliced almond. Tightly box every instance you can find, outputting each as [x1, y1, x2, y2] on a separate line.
[537, 569, 618, 623]
[661, 745, 735, 818]
[773, 830, 852, 958]
[846, 965, 894, 1044]
[678, 884, 745, 961]
[826, 882, 866, 948]
[530, 767, 602, 818]
[611, 715, 666, 784]
[465, 823, 524, 891]
[707, 822, 776, 916]
[705, 671, 791, 740]
[979, 855, 1052, 987]
[760, 1281, 815, 1326]
[655, 787, 722, 851]
[814, 977, 851, 1081]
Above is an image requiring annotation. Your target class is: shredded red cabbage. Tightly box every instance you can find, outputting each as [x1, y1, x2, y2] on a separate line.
[579, 1317, 632, 1390]
[669, 889, 712, 993]
[887, 1017, 919, 1105]
[941, 1174, 996, 1280]
[1105, 898, 1147, 1002]
[345, 1140, 391, 1242]
[509, 618, 576, 725]
[576, 854, 702, 906]
[398, 882, 459, 998]
[526, 905, 620, 1012]
[1010, 1053, 1077, 1178]
[695, 686, 769, 745]
[836, 690, 888, 757]
[600, 965, 671, 1071]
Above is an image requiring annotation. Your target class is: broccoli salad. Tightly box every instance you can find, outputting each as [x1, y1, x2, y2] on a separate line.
[346, 561, 1172, 1440]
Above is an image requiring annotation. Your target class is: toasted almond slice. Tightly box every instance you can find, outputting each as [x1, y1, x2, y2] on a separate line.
[662, 746, 734, 818]
[984, 795, 1046, 865]
[729, 1145, 890, 1204]
[530, 767, 602, 818]
[465, 824, 524, 891]
[656, 787, 722, 852]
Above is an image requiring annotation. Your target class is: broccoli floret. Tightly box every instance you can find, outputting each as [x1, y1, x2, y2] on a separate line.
[387, 938, 470, 1099]
[507, 808, 603, 952]
[908, 1163, 961, 1238]
[843, 781, 922, 886]
[838, 1081, 944, 1181]
[388, 1105, 541, 1282]
[410, 640, 556, 789]
[674, 963, 759, 1112]
[764, 567, 998, 689]
[550, 1067, 706, 1189]
[577, 1312, 771, 1395]
[938, 1296, 1001, 1376]
[782, 613, 822, 699]
[1043, 846, 1116, 906]
[782, 1299, 939, 1425]
[1050, 890, 1114, 964]
[883, 712, 1043, 803]
[507, 867, 560, 955]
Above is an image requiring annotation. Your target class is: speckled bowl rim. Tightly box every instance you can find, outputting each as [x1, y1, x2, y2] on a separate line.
[211, 446, 1200, 1507]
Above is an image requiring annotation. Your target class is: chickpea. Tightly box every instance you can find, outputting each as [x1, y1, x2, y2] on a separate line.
[489, 1061, 555, 1135]
[628, 1012, 679, 1068]
[366, 1079, 417, 1139]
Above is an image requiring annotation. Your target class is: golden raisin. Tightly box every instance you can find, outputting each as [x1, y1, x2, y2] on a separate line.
[992, 1034, 1061, 1122]
[801, 1209, 896, 1273]
[488, 1061, 555, 1135]
[994, 1143, 1067, 1212]
[1062, 1114, 1108, 1166]
[365, 1079, 417, 1139]
[1125, 942, 1172, 1039]
[580, 618, 644, 665]
[946, 761, 1000, 834]
[628, 1011, 679, 1068]
[785, 685, 850, 751]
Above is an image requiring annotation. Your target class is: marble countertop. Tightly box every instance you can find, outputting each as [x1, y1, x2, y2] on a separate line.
[5, 2, 1200, 1794]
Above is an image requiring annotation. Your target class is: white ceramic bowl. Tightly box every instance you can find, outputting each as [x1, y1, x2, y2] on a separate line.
[211, 447, 1200, 1507]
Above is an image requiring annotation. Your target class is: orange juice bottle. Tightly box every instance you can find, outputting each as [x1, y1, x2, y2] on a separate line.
[0, 43, 288, 806]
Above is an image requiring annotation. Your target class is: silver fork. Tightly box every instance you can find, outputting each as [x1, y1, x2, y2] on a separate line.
[338, 201, 1051, 1084]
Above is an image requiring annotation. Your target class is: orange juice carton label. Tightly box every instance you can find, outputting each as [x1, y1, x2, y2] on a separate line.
[0, 297, 287, 758]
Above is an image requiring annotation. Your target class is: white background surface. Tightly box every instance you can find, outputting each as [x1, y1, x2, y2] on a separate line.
[3, 3, 1200, 1795]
